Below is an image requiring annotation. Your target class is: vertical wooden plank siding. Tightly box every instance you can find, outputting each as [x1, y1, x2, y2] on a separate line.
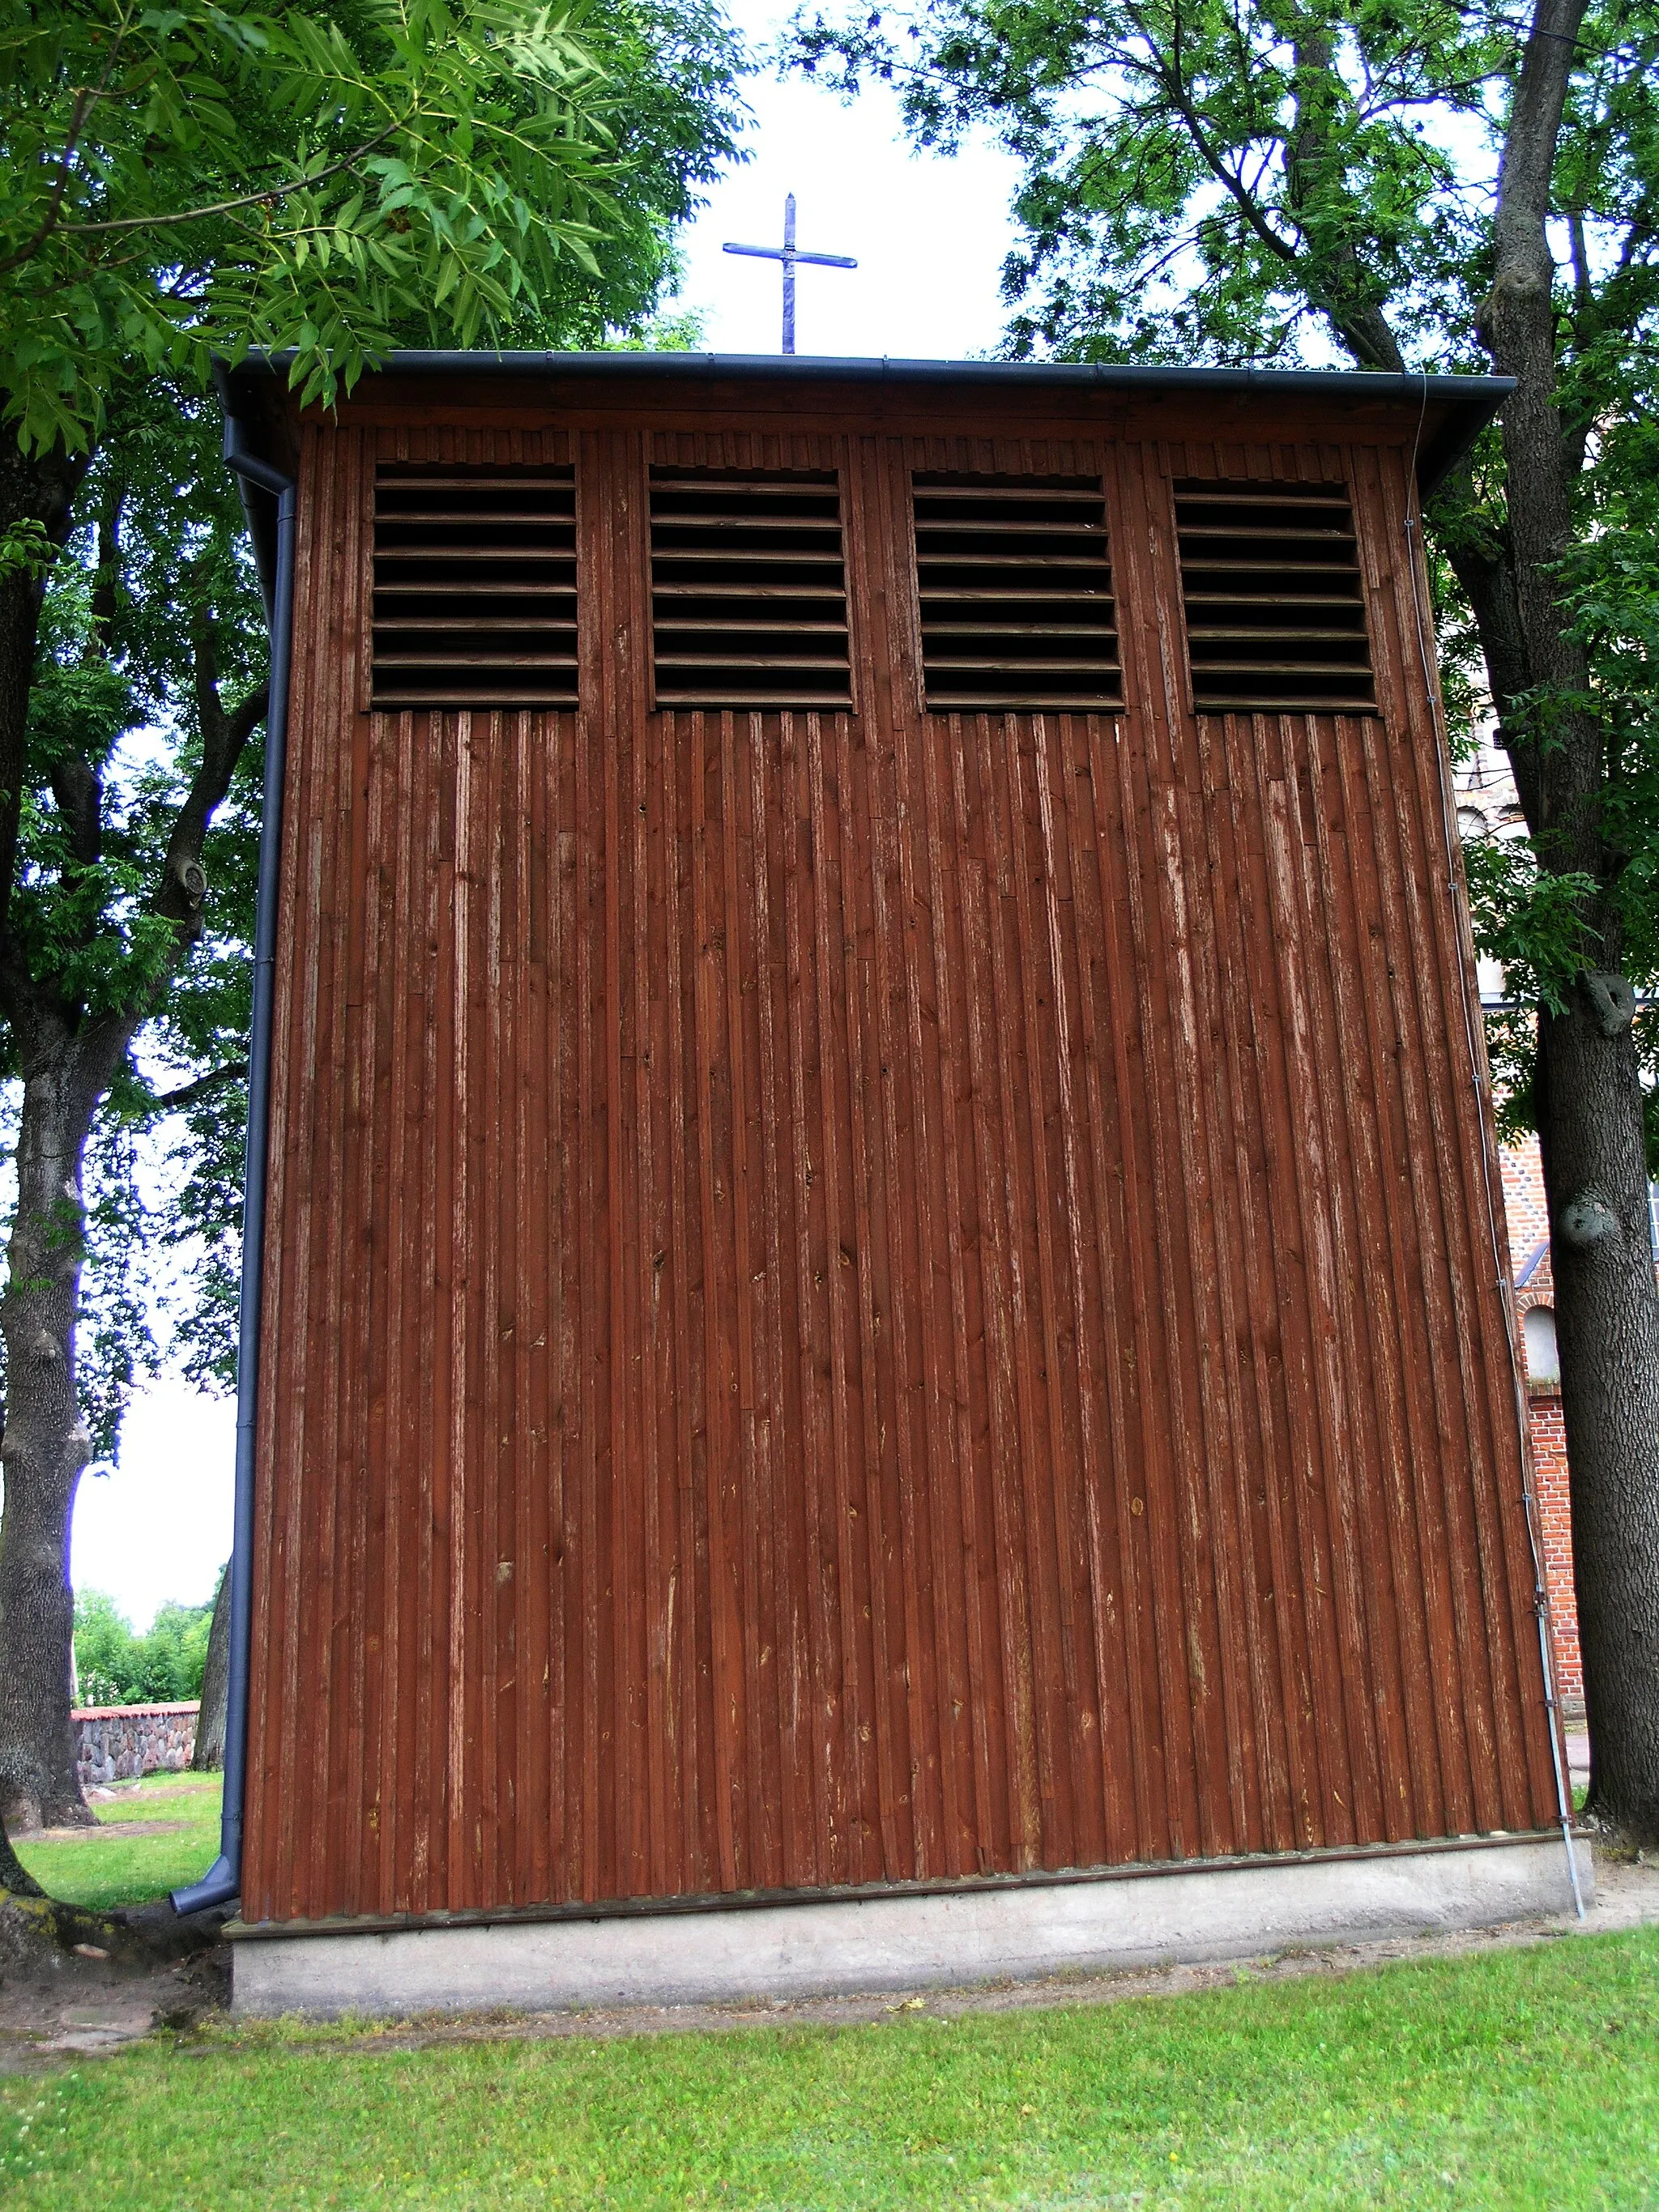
[241, 409, 1559, 1926]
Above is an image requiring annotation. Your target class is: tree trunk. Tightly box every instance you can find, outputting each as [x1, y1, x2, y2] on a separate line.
[192, 1564, 230, 1772]
[0, 1016, 130, 1832]
[0, 416, 259, 1848]
[0, 440, 87, 948]
[1475, 0, 1659, 1843]
[1539, 991, 1659, 1839]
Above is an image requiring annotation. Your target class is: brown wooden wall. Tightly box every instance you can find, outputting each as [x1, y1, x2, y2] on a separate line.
[242, 390, 1561, 1927]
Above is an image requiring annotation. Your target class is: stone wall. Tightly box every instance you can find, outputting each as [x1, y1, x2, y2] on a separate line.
[74, 1701, 198, 1789]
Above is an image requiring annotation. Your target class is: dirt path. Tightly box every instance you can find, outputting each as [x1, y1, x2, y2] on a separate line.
[28, 1821, 195, 1843]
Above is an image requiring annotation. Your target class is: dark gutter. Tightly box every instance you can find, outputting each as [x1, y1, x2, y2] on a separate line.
[232, 351, 1513, 500]
[172, 376, 296, 1916]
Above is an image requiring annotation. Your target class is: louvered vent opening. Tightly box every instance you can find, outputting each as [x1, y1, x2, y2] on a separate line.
[1175, 479, 1376, 713]
[650, 470, 851, 708]
[371, 466, 578, 710]
[912, 475, 1120, 712]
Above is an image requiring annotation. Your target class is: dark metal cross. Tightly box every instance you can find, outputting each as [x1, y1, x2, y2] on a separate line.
[723, 194, 856, 355]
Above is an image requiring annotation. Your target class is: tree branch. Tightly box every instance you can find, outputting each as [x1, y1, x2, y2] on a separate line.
[0, 97, 96, 280]
[1478, 0, 1598, 877]
[83, 479, 126, 667]
[1566, 209, 1592, 311]
[1483, 0, 1589, 339]
[0, 441, 93, 961]
[145, 1062, 246, 1114]
[52, 125, 403, 244]
[49, 757, 103, 869]
[155, 658, 267, 931]
[1276, 2, 1409, 372]
[0, 13, 135, 279]
[1127, 0, 1303, 271]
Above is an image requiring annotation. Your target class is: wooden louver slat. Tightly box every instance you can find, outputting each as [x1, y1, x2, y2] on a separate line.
[372, 466, 578, 710]
[650, 470, 852, 709]
[911, 474, 1122, 713]
[1174, 478, 1377, 714]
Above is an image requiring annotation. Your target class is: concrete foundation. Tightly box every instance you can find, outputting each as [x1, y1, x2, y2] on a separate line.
[231, 1834, 1590, 2018]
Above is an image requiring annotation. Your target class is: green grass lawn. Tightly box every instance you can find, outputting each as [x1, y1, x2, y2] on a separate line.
[2, 1925, 1655, 2209]
[12, 1771, 221, 1911]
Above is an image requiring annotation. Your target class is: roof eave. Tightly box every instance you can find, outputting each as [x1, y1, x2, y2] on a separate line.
[216, 350, 1513, 500]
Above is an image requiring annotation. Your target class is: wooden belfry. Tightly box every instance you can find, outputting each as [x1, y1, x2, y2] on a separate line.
[218, 355, 1580, 2014]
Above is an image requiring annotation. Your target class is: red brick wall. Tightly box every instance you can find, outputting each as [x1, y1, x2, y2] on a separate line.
[1526, 1390, 1582, 1707]
[1501, 1136, 1550, 1276]
[1499, 1136, 1582, 1708]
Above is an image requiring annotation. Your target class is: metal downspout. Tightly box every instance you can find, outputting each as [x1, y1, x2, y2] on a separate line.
[172, 419, 294, 1916]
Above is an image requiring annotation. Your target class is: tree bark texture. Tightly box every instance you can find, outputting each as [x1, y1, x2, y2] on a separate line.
[0, 441, 85, 948]
[1475, 0, 1659, 1841]
[0, 438, 97, 1836]
[1540, 999, 1659, 1838]
[192, 1565, 230, 1772]
[0, 1011, 133, 1831]
[0, 399, 263, 1842]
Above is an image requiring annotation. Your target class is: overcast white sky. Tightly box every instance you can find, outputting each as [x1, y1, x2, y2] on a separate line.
[668, 22, 1024, 360]
[69, 4, 1030, 1634]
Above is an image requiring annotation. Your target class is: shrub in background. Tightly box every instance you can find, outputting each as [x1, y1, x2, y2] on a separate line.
[73, 1588, 215, 1708]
